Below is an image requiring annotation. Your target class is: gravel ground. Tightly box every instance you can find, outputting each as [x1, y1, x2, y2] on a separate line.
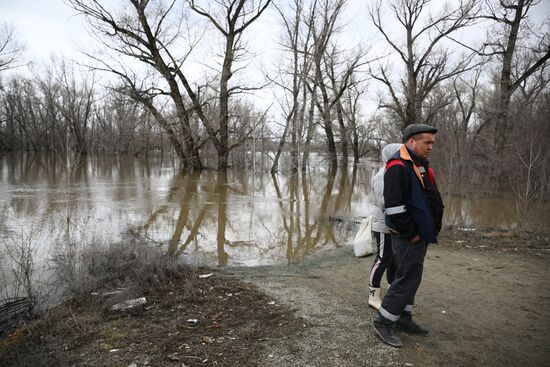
[223, 235, 550, 367]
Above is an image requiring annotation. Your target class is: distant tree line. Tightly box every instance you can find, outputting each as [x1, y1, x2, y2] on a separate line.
[0, 0, 548, 195]
[0, 60, 271, 160]
[0, 62, 155, 156]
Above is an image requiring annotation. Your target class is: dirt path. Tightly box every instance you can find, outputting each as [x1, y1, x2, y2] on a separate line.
[223, 245, 550, 367]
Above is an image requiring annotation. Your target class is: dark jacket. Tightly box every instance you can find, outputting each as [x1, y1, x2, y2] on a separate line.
[383, 145, 444, 243]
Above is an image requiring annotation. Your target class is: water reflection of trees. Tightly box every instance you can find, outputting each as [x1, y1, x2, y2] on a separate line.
[0, 153, 178, 250]
[272, 166, 360, 264]
[444, 194, 517, 230]
[2, 153, 370, 266]
[140, 166, 363, 266]
[7, 153, 548, 267]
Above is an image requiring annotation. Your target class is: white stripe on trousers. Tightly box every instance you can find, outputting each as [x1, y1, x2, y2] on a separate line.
[369, 233, 385, 287]
[379, 306, 400, 322]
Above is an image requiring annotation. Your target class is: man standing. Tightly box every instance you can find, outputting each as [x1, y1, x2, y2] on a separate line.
[373, 124, 444, 348]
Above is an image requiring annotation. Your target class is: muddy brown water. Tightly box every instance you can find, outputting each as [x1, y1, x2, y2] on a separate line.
[1, 152, 549, 265]
[1, 152, 550, 295]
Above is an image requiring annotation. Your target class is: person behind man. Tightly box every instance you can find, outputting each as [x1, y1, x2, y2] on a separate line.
[368, 143, 401, 309]
[372, 123, 444, 348]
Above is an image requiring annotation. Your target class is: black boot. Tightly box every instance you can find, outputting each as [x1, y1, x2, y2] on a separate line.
[396, 312, 429, 336]
[373, 315, 403, 348]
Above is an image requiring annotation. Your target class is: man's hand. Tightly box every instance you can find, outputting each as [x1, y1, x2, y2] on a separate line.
[410, 234, 422, 243]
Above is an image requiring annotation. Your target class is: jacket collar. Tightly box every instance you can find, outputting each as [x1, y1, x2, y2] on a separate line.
[399, 145, 426, 188]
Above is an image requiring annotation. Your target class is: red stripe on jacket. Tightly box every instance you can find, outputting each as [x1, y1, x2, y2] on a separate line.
[427, 167, 435, 185]
[386, 159, 405, 170]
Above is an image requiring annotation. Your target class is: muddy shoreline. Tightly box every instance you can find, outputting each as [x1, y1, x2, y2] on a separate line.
[1, 229, 549, 366]
[224, 229, 550, 367]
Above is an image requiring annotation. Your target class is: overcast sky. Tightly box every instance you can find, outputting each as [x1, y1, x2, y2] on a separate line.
[3, 0, 549, 66]
[1, 0, 376, 63]
[2, 0, 91, 61]
[2, 0, 549, 116]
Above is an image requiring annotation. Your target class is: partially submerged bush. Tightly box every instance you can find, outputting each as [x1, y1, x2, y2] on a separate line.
[51, 236, 197, 301]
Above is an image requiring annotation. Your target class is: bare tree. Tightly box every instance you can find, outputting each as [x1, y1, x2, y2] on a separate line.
[66, 0, 205, 168]
[5, 61, 96, 155]
[36, 70, 63, 151]
[479, 0, 550, 152]
[369, 0, 480, 129]
[269, 0, 366, 170]
[505, 71, 550, 227]
[510, 127, 549, 231]
[0, 23, 25, 73]
[431, 69, 484, 191]
[307, 0, 348, 167]
[324, 46, 367, 166]
[269, 0, 313, 173]
[93, 89, 156, 155]
[0, 68, 165, 157]
[55, 61, 96, 155]
[340, 82, 370, 165]
[188, 0, 272, 169]
[0, 77, 41, 151]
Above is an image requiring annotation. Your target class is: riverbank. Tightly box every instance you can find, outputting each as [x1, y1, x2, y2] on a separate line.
[227, 230, 550, 367]
[1, 228, 549, 366]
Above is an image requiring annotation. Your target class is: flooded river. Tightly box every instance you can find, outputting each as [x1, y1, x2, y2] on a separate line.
[1, 152, 549, 269]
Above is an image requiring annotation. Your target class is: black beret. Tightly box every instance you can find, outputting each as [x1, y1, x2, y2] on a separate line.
[403, 123, 438, 142]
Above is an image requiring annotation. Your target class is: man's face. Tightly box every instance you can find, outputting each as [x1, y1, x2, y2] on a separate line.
[407, 133, 436, 159]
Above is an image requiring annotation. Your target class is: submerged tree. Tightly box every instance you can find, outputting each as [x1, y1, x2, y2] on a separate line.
[270, 0, 368, 171]
[269, 0, 313, 173]
[188, 0, 272, 169]
[307, 0, 352, 167]
[67, 0, 273, 169]
[67, 0, 211, 168]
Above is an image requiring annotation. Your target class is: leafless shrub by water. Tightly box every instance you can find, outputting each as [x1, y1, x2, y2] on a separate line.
[1, 232, 199, 366]
[0, 225, 198, 328]
[0, 227, 41, 320]
[510, 136, 550, 232]
[50, 233, 198, 302]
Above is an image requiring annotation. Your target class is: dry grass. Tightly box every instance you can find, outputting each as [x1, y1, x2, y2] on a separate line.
[0, 247, 301, 367]
[51, 235, 198, 301]
[1, 235, 201, 364]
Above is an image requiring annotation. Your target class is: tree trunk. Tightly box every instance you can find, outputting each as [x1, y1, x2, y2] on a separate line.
[335, 99, 348, 166]
[494, 0, 524, 153]
[301, 92, 316, 170]
[271, 115, 291, 174]
[218, 35, 234, 169]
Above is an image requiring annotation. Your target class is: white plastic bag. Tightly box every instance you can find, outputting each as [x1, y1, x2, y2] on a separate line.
[352, 215, 373, 257]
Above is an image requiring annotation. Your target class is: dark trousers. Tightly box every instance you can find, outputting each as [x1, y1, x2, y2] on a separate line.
[378, 234, 428, 321]
[369, 231, 395, 288]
